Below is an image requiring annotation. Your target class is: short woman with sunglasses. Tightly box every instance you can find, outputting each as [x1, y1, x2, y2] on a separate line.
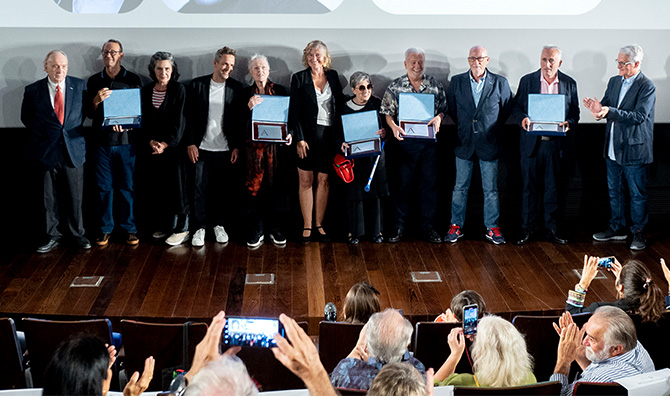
[337, 71, 388, 245]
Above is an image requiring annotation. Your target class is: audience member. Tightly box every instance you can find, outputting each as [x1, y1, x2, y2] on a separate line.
[567, 255, 665, 322]
[343, 281, 381, 324]
[42, 335, 153, 396]
[330, 308, 425, 391]
[662, 259, 670, 310]
[367, 362, 429, 396]
[551, 306, 654, 395]
[184, 355, 258, 396]
[434, 315, 535, 387]
[435, 290, 486, 323]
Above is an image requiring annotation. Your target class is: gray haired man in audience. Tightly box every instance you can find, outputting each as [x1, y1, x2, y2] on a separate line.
[551, 306, 654, 395]
[330, 308, 426, 391]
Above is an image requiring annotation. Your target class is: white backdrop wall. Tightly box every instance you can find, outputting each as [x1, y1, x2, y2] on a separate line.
[1, 0, 670, 127]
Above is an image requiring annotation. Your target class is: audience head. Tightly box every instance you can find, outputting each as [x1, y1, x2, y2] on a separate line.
[450, 290, 486, 322]
[213, 46, 236, 83]
[403, 47, 425, 81]
[42, 335, 110, 396]
[343, 281, 381, 324]
[148, 51, 179, 83]
[184, 355, 258, 396]
[471, 315, 533, 387]
[302, 40, 331, 71]
[367, 362, 426, 396]
[468, 45, 489, 78]
[583, 306, 637, 363]
[43, 50, 68, 84]
[365, 309, 413, 364]
[616, 260, 665, 322]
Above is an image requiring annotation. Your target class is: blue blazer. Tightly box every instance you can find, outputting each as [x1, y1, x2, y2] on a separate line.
[446, 69, 512, 161]
[600, 72, 655, 165]
[21, 76, 86, 171]
[512, 69, 580, 157]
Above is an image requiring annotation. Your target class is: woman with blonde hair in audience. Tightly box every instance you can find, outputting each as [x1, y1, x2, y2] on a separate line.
[434, 315, 535, 387]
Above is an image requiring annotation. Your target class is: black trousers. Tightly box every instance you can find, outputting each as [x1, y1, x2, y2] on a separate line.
[191, 149, 234, 230]
[521, 139, 560, 232]
[41, 162, 85, 240]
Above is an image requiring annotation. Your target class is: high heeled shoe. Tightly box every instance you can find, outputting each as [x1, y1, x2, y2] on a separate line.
[301, 228, 312, 243]
[315, 226, 330, 242]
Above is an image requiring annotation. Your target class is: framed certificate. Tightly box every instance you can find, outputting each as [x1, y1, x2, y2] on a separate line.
[102, 88, 141, 128]
[342, 110, 381, 158]
[527, 94, 566, 136]
[251, 95, 290, 143]
[398, 93, 436, 140]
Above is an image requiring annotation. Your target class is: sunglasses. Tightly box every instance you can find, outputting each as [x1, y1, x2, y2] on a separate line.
[357, 84, 373, 91]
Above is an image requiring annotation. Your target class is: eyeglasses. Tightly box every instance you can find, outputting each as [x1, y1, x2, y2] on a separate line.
[615, 60, 634, 68]
[101, 50, 120, 57]
[357, 84, 373, 91]
[468, 56, 489, 63]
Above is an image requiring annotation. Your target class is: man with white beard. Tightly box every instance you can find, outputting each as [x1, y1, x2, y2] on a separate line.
[550, 306, 654, 395]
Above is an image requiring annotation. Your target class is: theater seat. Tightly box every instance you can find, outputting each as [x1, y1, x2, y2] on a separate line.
[454, 380, 562, 395]
[413, 322, 472, 375]
[318, 321, 364, 374]
[0, 318, 25, 389]
[571, 381, 627, 396]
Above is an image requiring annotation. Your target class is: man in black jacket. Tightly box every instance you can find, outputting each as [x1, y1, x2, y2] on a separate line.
[185, 47, 244, 247]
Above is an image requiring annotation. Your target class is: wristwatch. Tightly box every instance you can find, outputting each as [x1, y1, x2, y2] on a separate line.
[170, 373, 188, 396]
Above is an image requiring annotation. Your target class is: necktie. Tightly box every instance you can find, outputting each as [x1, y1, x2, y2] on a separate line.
[54, 85, 64, 125]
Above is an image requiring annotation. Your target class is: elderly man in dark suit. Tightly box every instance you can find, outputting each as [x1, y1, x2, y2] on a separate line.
[513, 46, 580, 245]
[445, 46, 512, 245]
[584, 44, 655, 251]
[21, 50, 89, 253]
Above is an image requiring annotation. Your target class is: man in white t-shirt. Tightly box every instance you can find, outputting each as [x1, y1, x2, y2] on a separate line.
[185, 47, 244, 247]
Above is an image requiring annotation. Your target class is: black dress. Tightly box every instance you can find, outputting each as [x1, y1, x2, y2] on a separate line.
[337, 96, 389, 239]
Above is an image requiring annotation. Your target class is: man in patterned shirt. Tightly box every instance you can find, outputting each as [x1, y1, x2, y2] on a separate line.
[551, 306, 654, 395]
[380, 47, 447, 244]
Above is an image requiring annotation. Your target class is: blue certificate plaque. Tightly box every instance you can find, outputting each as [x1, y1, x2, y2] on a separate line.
[398, 93, 435, 139]
[342, 110, 381, 158]
[252, 95, 290, 143]
[528, 94, 566, 136]
[103, 88, 142, 128]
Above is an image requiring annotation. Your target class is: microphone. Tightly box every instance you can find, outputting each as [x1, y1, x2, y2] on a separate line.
[324, 302, 337, 321]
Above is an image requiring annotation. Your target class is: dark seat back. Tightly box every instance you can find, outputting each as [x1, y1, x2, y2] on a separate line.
[0, 318, 25, 389]
[120, 320, 208, 392]
[227, 321, 309, 392]
[318, 321, 365, 374]
[572, 381, 627, 396]
[630, 312, 670, 370]
[413, 322, 472, 374]
[22, 318, 113, 388]
[454, 380, 562, 395]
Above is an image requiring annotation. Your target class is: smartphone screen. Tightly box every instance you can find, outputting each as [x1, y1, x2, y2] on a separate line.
[222, 317, 284, 348]
[463, 304, 478, 336]
[598, 256, 614, 269]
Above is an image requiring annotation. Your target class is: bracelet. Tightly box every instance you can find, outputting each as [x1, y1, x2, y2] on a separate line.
[574, 283, 587, 293]
[567, 289, 586, 307]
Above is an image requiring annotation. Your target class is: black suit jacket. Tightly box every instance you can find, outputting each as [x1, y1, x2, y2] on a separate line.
[512, 69, 580, 157]
[185, 74, 244, 151]
[446, 69, 513, 161]
[139, 80, 186, 154]
[21, 76, 86, 171]
[288, 68, 344, 143]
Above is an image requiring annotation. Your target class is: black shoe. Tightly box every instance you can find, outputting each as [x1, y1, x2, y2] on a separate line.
[36, 238, 60, 253]
[315, 226, 330, 242]
[96, 233, 111, 246]
[76, 236, 92, 250]
[270, 230, 286, 246]
[516, 229, 531, 245]
[548, 230, 567, 245]
[348, 236, 360, 245]
[424, 229, 442, 244]
[373, 234, 384, 244]
[247, 231, 264, 248]
[593, 228, 627, 242]
[301, 228, 312, 244]
[630, 232, 646, 250]
[387, 228, 403, 243]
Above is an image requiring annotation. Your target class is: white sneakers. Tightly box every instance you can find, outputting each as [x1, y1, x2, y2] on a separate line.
[213, 225, 229, 244]
[166, 231, 190, 246]
[192, 228, 206, 247]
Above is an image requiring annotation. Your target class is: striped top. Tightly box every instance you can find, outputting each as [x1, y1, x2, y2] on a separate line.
[550, 341, 655, 395]
[152, 88, 166, 109]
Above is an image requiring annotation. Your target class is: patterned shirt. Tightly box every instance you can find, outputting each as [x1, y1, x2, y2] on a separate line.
[380, 74, 447, 119]
[330, 351, 426, 391]
[550, 341, 655, 395]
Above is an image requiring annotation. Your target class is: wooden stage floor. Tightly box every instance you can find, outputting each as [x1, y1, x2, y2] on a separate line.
[1, 232, 669, 333]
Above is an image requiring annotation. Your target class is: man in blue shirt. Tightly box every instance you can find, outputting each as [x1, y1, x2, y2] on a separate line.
[584, 44, 655, 250]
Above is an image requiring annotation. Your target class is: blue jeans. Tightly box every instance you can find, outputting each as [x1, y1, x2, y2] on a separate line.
[606, 159, 648, 233]
[451, 156, 499, 228]
[96, 144, 137, 234]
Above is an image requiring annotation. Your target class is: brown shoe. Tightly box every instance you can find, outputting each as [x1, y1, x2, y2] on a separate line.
[126, 233, 139, 245]
[96, 233, 111, 246]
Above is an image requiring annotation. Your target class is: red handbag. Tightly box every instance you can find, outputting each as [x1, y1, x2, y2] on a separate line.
[333, 153, 355, 183]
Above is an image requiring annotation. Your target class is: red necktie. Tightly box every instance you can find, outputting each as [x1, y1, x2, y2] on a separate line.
[54, 85, 64, 125]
